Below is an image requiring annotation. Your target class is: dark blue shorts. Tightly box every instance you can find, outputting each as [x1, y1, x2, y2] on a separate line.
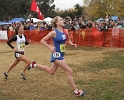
[50, 52, 64, 62]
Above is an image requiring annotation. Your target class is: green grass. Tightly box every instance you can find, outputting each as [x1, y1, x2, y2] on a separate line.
[88, 48, 123, 100]
[85, 78, 124, 100]
[0, 43, 124, 100]
[0, 96, 2, 100]
[0, 94, 12, 100]
[68, 46, 124, 100]
[84, 49, 124, 72]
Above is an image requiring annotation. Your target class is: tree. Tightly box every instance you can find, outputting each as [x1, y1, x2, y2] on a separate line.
[74, 4, 84, 18]
[55, 4, 85, 19]
[0, 0, 56, 21]
[0, 0, 30, 21]
[83, 0, 124, 20]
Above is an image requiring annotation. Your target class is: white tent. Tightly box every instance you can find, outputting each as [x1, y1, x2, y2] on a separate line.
[44, 17, 53, 24]
[26, 18, 43, 23]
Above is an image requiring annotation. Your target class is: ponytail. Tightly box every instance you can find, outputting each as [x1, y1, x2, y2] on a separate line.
[12, 25, 21, 37]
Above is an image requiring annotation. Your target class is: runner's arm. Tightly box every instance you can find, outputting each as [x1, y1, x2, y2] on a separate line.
[7, 36, 17, 49]
[65, 29, 77, 47]
[24, 34, 29, 45]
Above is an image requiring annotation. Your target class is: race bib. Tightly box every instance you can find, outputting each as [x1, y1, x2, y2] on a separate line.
[53, 52, 61, 58]
[15, 53, 22, 58]
[19, 43, 25, 50]
[60, 44, 65, 52]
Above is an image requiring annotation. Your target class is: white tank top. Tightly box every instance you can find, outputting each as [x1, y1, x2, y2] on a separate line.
[16, 34, 26, 52]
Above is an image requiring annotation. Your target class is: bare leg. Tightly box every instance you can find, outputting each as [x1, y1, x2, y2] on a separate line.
[6, 59, 20, 74]
[36, 62, 58, 75]
[18, 55, 31, 74]
[55, 60, 77, 91]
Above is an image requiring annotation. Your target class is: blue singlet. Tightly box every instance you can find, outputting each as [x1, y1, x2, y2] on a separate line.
[50, 29, 66, 62]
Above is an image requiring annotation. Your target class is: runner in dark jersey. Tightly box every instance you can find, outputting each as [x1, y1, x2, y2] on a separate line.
[4, 25, 36, 80]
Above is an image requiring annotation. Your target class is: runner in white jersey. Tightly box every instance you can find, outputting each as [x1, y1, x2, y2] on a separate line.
[3, 25, 36, 80]
[16, 34, 26, 52]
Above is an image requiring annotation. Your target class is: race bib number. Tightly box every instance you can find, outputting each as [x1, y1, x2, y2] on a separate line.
[60, 44, 65, 52]
[20, 43, 25, 50]
[53, 52, 61, 58]
[15, 53, 22, 58]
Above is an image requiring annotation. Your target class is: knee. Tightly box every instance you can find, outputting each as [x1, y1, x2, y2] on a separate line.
[66, 69, 73, 76]
[49, 71, 55, 75]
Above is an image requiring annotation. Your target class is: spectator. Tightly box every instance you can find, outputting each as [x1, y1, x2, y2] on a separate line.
[80, 21, 86, 29]
[24, 22, 30, 30]
[101, 23, 108, 31]
[112, 23, 120, 47]
[2, 25, 8, 31]
[46, 23, 52, 30]
[78, 18, 82, 27]
[108, 20, 114, 28]
[39, 22, 45, 30]
[96, 21, 102, 31]
[29, 22, 35, 30]
[70, 23, 75, 30]
[117, 19, 123, 28]
[86, 20, 92, 29]
[93, 22, 103, 47]
[74, 21, 80, 31]
[64, 20, 71, 29]
[105, 14, 111, 22]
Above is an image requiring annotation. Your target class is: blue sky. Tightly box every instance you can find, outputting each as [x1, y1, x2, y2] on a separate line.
[53, 0, 83, 10]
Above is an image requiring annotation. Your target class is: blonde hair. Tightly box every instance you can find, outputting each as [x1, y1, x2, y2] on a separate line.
[51, 16, 60, 28]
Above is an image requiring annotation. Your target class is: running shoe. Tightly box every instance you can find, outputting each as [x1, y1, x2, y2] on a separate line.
[28, 61, 36, 70]
[28, 66, 31, 70]
[20, 73, 26, 80]
[74, 89, 86, 96]
[3, 72, 8, 79]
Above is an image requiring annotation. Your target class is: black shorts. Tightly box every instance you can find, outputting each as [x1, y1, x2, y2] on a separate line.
[14, 52, 24, 58]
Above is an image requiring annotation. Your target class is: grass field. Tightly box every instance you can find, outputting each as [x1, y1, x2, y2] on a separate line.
[0, 42, 124, 100]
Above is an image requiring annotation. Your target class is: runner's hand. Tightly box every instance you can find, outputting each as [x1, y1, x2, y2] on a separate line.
[13, 48, 18, 52]
[72, 44, 77, 48]
[49, 46, 56, 52]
